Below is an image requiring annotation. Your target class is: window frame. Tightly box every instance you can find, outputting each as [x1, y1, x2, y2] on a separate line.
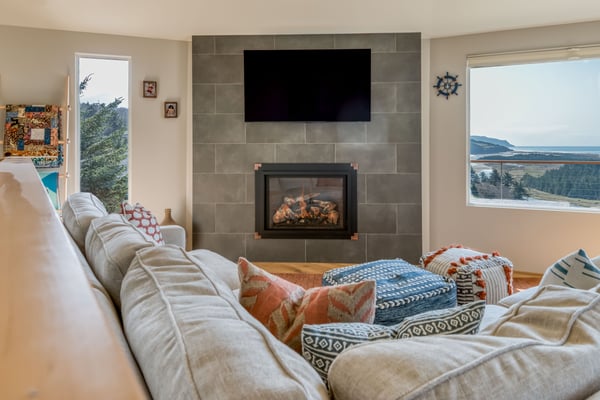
[466, 44, 600, 213]
[74, 53, 132, 199]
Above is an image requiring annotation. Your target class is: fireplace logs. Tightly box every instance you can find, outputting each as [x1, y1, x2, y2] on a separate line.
[272, 193, 340, 226]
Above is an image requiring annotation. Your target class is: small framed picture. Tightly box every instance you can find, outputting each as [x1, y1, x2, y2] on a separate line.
[143, 81, 157, 98]
[164, 101, 178, 118]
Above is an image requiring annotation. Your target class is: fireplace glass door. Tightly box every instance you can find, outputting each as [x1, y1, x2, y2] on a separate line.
[255, 163, 357, 239]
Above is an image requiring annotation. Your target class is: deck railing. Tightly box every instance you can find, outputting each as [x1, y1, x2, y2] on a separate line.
[469, 158, 600, 206]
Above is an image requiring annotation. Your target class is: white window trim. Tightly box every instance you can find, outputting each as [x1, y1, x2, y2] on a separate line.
[466, 44, 600, 213]
[74, 53, 132, 197]
[467, 44, 600, 68]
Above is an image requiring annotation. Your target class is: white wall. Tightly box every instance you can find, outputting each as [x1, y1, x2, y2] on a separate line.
[0, 25, 190, 237]
[429, 21, 600, 273]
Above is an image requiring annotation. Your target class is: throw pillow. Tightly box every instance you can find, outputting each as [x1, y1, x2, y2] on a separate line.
[237, 257, 376, 352]
[540, 248, 600, 289]
[120, 201, 165, 245]
[302, 300, 485, 383]
[592, 254, 600, 268]
[420, 244, 513, 304]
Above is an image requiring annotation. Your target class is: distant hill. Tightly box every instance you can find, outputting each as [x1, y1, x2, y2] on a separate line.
[470, 138, 512, 155]
[471, 136, 514, 148]
[477, 152, 600, 162]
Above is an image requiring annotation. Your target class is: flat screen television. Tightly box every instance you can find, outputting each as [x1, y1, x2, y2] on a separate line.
[243, 49, 371, 122]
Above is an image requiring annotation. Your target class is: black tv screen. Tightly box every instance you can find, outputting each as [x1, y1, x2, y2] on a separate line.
[244, 49, 371, 122]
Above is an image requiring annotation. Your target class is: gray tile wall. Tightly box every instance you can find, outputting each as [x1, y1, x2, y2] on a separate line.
[192, 33, 422, 264]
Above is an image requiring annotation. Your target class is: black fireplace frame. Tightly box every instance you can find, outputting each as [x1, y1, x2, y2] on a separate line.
[255, 163, 358, 240]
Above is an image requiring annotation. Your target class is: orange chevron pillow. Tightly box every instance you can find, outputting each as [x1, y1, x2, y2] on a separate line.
[238, 257, 376, 352]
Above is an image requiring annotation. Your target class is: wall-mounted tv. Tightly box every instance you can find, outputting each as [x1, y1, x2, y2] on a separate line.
[243, 49, 371, 122]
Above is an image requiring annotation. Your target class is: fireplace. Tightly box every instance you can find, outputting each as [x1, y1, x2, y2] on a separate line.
[255, 163, 358, 239]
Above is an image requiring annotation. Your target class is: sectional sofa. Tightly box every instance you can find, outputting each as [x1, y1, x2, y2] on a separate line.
[61, 192, 600, 399]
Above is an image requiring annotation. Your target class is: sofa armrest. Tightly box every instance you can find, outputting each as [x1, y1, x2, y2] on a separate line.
[161, 225, 186, 248]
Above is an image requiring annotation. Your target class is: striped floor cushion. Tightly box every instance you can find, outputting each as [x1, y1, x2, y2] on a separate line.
[322, 259, 457, 325]
[420, 245, 514, 305]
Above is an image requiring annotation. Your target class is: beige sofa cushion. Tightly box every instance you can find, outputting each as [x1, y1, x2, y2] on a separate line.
[478, 304, 507, 331]
[187, 248, 240, 291]
[121, 245, 328, 400]
[85, 213, 155, 308]
[328, 285, 600, 400]
[62, 192, 108, 251]
[497, 286, 538, 308]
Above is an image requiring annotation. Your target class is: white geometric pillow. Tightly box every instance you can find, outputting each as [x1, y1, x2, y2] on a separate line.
[540, 249, 600, 289]
[394, 300, 484, 338]
[593, 255, 600, 268]
[301, 301, 485, 384]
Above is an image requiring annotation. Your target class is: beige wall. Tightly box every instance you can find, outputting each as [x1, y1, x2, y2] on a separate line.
[5, 22, 600, 270]
[428, 21, 600, 273]
[0, 25, 189, 233]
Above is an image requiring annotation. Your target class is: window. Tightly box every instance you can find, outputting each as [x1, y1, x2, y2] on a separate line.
[76, 55, 130, 212]
[468, 46, 600, 212]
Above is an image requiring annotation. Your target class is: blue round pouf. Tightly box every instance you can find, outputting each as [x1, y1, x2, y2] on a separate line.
[322, 259, 457, 325]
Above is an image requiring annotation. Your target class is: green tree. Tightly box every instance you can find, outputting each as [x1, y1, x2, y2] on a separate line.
[512, 181, 528, 200]
[489, 168, 501, 186]
[502, 171, 514, 187]
[479, 171, 488, 183]
[79, 75, 128, 212]
[470, 167, 480, 197]
[475, 183, 500, 199]
[521, 165, 600, 200]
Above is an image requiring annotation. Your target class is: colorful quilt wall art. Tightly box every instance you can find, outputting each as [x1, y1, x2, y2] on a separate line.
[4, 104, 63, 168]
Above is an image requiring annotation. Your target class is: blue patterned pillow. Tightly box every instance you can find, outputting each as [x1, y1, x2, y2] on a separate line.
[301, 301, 485, 383]
[540, 249, 600, 290]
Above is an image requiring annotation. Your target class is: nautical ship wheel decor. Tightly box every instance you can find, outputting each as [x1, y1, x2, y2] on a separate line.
[433, 72, 462, 99]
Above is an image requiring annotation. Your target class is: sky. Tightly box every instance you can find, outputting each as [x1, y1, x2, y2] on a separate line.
[470, 58, 600, 146]
[78, 57, 129, 108]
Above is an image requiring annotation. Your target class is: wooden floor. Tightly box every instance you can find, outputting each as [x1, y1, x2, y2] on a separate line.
[254, 262, 349, 275]
[255, 262, 542, 291]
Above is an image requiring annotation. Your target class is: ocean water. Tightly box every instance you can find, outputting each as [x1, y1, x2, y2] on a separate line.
[514, 146, 600, 155]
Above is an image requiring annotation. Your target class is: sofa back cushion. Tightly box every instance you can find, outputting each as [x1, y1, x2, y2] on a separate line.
[328, 285, 600, 400]
[62, 192, 108, 251]
[85, 214, 155, 308]
[120, 245, 328, 400]
[187, 248, 241, 291]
